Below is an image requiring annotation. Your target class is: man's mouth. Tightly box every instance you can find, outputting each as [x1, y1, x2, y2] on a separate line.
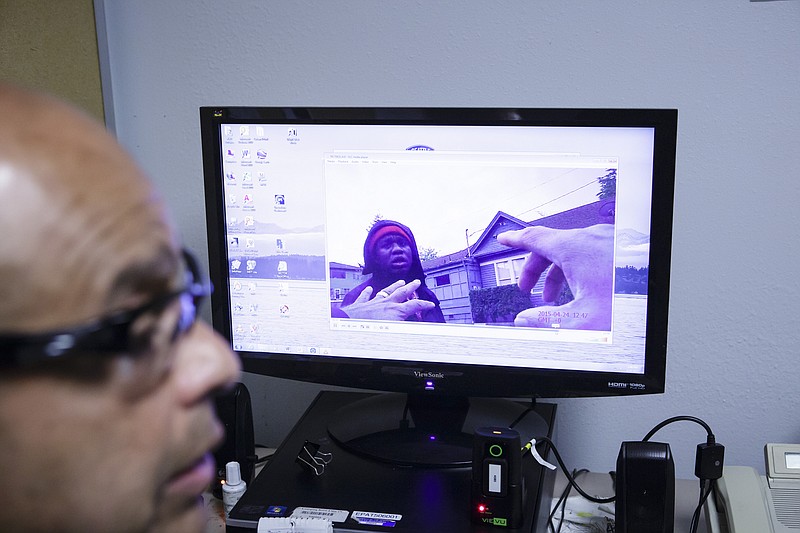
[165, 453, 216, 497]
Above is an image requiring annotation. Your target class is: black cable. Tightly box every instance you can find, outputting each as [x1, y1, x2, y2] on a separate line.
[642, 415, 722, 533]
[642, 415, 714, 442]
[690, 479, 714, 533]
[547, 468, 589, 533]
[547, 471, 571, 533]
[556, 472, 580, 533]
[509, 405, 536, 430]
[530, 437, 615, 504]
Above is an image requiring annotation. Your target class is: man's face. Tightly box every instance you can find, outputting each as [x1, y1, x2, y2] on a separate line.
[374, 233, 413, 277]
[0, 86, 240, 533]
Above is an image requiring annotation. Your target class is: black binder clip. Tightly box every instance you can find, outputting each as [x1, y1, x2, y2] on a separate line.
[295, 440, 332, 476]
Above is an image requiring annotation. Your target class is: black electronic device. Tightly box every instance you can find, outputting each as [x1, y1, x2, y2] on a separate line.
[615, 440, 675, 532]
[471, 427, 524, 529]
[212, 382, 255, 499]
[200, 106, 677, 467]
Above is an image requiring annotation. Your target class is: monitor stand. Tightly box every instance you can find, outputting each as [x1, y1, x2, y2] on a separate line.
[226, 391, 557, 532]
[327, 392, 550, 467]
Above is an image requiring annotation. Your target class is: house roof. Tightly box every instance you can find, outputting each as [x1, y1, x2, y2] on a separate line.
[421, 198, 614, 269]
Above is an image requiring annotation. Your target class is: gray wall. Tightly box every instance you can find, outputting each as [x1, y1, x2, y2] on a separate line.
[98, 1, 800, 478]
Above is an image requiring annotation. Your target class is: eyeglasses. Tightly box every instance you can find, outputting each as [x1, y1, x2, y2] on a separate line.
[0, 249, 211, 369]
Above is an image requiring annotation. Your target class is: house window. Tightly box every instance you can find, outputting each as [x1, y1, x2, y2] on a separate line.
[434, 274, 451, 287]
[496, 262, 512, 284]
[512, 257, 526, 278]
[493, 255, 528, 286]
[331, 270, 346, 279]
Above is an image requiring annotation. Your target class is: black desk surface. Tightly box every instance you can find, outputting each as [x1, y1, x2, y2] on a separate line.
[226, 391, 556, 533]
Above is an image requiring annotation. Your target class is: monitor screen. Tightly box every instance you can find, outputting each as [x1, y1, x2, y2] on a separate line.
[201, 107, 676, 465]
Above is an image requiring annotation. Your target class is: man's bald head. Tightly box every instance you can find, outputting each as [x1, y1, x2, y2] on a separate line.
[0, 85, 241, 533]
[0, 84, 177, 333]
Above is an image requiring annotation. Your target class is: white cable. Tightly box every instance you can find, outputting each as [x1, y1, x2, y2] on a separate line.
[528, 438, 557, 470]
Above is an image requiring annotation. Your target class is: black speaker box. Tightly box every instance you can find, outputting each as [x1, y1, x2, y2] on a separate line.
[615, 441, 675, 533]
[212, 382, 255, 499]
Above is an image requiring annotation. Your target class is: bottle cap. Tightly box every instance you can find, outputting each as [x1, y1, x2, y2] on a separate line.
[226, 461, 243, 485]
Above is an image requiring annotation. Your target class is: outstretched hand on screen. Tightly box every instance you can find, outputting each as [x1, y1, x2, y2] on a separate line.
[496, 224, 614, 330]
[338, 279, 434, 321]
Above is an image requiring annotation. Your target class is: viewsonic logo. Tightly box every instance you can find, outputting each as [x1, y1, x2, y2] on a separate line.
[414, 371, 444, 379]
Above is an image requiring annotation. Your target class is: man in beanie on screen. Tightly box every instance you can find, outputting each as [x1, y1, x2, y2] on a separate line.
[340, 220, 445, 323]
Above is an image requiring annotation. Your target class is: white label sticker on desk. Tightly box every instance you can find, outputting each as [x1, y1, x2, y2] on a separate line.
[352, 511, 402, 526]
[291, 507, 349, 523]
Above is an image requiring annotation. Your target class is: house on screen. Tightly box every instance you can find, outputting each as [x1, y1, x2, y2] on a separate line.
[422, 198, 615, 324]
[329, 261, 365, 304]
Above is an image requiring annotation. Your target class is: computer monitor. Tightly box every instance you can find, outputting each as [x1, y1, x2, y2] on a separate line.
[200, 107, 677, 467]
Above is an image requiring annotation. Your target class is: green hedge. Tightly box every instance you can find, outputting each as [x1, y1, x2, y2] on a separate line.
[469, 283, 574, 324]
[469, 285, 534, 323]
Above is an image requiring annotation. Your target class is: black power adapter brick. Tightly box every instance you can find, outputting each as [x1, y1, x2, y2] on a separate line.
[695, 441, 725, 480]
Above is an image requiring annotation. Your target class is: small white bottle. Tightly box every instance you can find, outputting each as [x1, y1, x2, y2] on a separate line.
[222, 461, 247, 517]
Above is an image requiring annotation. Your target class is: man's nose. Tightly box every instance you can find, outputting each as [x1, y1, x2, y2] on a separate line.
[174, 321, 241, 405]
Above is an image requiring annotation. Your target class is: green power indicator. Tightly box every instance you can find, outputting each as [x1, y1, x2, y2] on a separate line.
[489, 444, 503, 457]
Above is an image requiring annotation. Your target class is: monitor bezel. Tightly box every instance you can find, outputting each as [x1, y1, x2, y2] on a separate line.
[200, 106, 676, 399]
